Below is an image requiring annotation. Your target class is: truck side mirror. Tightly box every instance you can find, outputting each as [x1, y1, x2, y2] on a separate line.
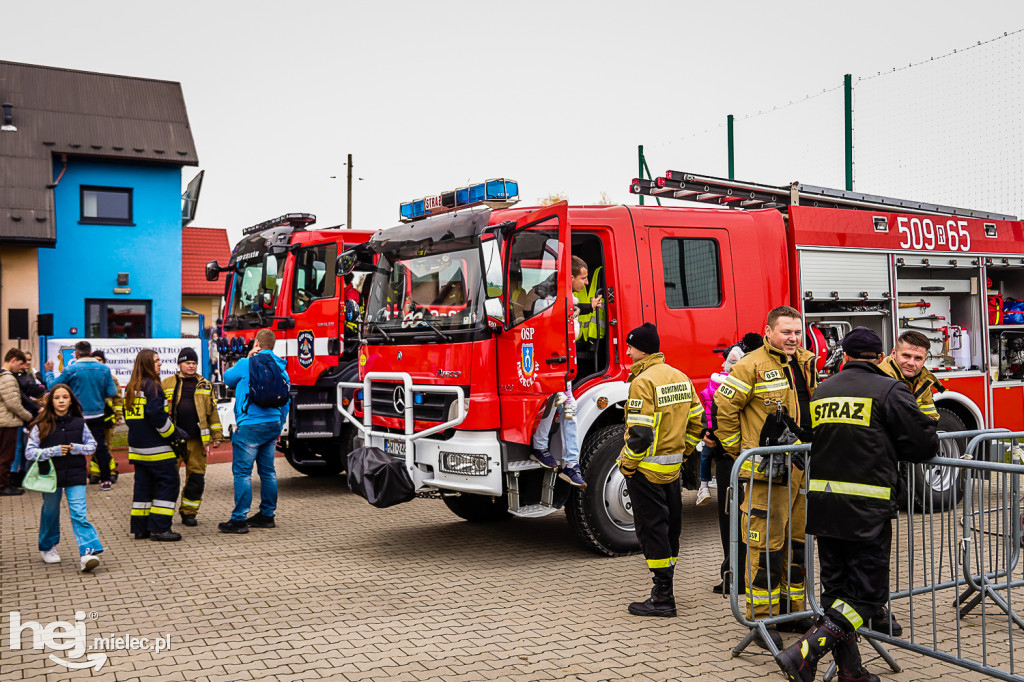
[337, 250, 357, 276]
[484, 297, 504, 331]
[206, 260, 221, 282]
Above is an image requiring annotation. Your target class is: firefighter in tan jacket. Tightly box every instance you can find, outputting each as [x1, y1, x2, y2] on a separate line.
[162, 348, 222, 526]
[618, 323, 706, 618]
[880, 330, 944, 421]
[713, 306, 818, 650]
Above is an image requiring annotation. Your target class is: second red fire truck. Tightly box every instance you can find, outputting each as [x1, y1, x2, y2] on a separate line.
[337, 173, 1022, 556]
[206, 213, 374, 476]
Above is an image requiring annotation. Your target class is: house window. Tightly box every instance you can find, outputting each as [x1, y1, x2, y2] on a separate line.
[86, 299, 151, 338]
[661, 238, 722, 308]
[80, 186, 133, 225]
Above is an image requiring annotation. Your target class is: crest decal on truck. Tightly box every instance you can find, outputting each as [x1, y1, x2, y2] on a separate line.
[518, 342, 536, 387]
[297, 330, 315, 369]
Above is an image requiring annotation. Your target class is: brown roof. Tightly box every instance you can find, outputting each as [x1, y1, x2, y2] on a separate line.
[182, 227, 232, 296]
[0, 61, 199, 246]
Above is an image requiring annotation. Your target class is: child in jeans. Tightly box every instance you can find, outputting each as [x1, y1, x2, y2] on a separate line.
[25, 384, 104, 572]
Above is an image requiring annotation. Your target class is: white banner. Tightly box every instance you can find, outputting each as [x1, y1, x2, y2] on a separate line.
[45, 338, 203, 386]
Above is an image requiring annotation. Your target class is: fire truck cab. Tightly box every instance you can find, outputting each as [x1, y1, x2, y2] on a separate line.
[206, 213, 374, 476]
[342, 173, 1024, 556]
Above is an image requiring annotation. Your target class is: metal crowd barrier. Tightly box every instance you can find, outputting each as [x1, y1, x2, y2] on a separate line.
[728, 429, 1024, 682]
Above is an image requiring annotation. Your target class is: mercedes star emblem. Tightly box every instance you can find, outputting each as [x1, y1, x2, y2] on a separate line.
[393, 385, 406, 413]
[397, 351, 403, 361]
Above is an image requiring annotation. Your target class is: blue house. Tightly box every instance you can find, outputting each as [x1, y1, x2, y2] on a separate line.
[0, 61, 198, 357]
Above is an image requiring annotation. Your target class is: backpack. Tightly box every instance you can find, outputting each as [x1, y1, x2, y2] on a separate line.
[245, 353, 289, 410]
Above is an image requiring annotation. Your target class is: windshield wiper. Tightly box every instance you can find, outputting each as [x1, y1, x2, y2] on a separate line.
[367, 320, 393, 342]
[412, 319, 452, 342]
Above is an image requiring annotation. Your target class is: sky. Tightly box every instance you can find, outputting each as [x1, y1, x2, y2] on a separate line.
[4, 1, 1022, 246]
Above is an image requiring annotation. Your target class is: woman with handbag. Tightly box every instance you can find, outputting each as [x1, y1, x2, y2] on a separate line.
[24, 383, 104, 572]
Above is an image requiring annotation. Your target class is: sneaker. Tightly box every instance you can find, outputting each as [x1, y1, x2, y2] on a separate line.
[218, 519, 249, 534]
[0, 485, 25, 496]
[40, 548, 61, 563]
[753, 626, 784, 652]
[150, 530, 183, 541]
[558, 464, 587, 489]
[554, 392, 568, 406]
[99, 481, 112, 491]
[562, 401, 577, 420]
[696, 487, 712, 506]
[180, 514, 198, 527]
[530, 449, 558, 469]
[245, 513, 276, 528]
[80, 552, 100, 573]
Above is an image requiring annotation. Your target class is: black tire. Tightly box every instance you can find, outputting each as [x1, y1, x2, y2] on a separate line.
[566, 424, 641, 556]
[283, 428, 352, 477]
[442, 493, 512, 522]
[911, 407, 966, 511]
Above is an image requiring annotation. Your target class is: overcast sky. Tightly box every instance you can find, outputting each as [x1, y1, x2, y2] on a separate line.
[5, 1, 1021, 245]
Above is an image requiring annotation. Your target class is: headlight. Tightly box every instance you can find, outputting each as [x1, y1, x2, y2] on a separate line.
[439, 451, 489, 476]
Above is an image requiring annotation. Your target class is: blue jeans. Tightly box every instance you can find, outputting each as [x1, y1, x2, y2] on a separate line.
[699, 445, 713, 483]
[531, 391, 579, 467]
[39, 485, 104, 555]
[231, 421, 281, 521]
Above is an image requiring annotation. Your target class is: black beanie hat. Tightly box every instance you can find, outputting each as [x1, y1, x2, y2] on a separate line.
[841, 326, 883, 358]
[177, 347, 199, 364]
[626, 322, 660, 355]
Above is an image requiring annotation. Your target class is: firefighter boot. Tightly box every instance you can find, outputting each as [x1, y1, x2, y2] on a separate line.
[834, 632, 880, 682]
[775, 614, 845, 682]
[628, 567, 676, 617]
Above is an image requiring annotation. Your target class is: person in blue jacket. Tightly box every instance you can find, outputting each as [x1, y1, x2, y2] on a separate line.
[44, 340, 118, 490]
[219, 328, 289, 534]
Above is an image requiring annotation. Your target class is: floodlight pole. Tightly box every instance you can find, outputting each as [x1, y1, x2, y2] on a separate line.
[347, 153, 353, 229]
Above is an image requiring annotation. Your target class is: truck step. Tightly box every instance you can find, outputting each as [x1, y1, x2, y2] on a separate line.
[509, 504, 559, 519]
[294, 431, 334, 439]
[296, 403, 334, 411]
[507, 460, 554, 472]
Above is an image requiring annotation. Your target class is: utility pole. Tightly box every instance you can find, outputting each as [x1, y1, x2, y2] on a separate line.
[347, 153, 353, 229]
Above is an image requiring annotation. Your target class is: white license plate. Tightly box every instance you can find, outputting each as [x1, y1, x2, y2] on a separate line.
[384, 439, 406, 456]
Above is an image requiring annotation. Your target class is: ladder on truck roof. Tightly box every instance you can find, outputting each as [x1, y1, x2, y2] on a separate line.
[630, 170, 1017, 221]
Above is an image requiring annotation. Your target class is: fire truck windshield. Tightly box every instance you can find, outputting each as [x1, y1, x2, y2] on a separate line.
[227, 242, 285, 328]
[364, 242, 486, 339]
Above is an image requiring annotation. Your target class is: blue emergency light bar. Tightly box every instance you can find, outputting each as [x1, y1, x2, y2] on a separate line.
[400, 178, 519, 222]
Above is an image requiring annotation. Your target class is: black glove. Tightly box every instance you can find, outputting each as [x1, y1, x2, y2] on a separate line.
[790, 451, 806, 471]
[755, 454, 790, 482]
[169, 428, 189, 459]
[780, 412, 812, 443]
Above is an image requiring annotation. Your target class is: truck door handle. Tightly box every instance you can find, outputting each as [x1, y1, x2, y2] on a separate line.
[713, 347, 729, 353]
[546, 356, 568, 365]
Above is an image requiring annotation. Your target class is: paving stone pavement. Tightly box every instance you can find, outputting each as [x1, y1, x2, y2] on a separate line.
[0, 461, 1002, 681]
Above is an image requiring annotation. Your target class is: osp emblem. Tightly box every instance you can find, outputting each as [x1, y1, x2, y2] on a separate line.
[517, 342, 536, 387]
[297, 330, 315, 369]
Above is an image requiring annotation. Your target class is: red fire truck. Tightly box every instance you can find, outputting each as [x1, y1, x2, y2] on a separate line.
[339, 173, 1023, 555]
[205, 213, 374, 475]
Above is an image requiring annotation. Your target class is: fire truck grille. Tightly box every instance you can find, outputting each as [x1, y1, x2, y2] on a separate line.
[368, 381, 464, 423]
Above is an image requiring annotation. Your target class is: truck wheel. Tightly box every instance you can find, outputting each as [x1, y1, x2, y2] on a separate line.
[912, 407, 966, 511]
[442, 493, 512, 523]
[567, 424, 641, 556]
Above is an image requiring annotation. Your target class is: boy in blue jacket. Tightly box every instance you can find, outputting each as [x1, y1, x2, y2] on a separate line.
[219, 329, 289, 534]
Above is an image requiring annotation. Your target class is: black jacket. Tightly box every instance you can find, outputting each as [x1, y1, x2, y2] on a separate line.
[39, 415, 90, 488]
[807, 361, 938, 540]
